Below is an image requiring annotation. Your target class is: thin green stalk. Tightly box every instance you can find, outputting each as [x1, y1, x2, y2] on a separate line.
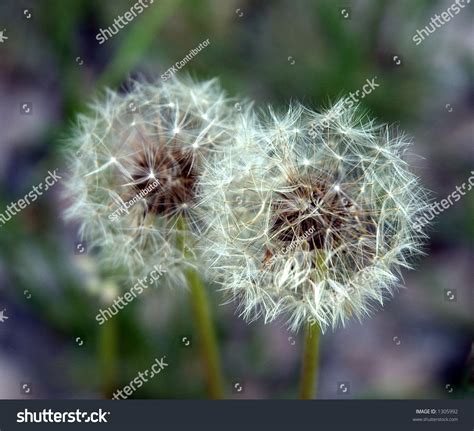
[185, 266, 224, 399]
[177, 217, 224, 399]
[98, 315, 118, 399]
[299, 322, 321, 399]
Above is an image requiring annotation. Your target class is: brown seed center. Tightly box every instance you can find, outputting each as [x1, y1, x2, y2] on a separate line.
[269, 177, 366, 251]
[131, 147, 197, 217]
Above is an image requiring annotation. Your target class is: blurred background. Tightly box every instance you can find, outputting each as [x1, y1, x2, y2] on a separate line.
[0, 0, 472, 399]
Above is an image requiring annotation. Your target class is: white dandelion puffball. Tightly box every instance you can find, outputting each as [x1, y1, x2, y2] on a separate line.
[200, 101, 429, 331]
[63, 77, 234, 285]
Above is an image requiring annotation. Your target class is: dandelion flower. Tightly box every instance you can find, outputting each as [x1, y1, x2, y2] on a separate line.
[63, 77, 234, 285]
[200, 101, 429, 331]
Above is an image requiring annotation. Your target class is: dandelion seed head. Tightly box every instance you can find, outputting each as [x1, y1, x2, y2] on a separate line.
[200, 101, 429, 331]
[63, 77, 234, 285]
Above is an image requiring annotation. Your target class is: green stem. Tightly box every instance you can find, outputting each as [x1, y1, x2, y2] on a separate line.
[299, 322, 320, 399]
[177, 217, 224, 399]
[98, 316, 118, 399]
[185, 266, 224, 399]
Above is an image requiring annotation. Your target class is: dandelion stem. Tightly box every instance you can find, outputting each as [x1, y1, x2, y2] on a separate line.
[98, 316, 118, 399]
[299, 322, 320, 399]
[185, 266, 225, 399]
[177, 216, 224, 399]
